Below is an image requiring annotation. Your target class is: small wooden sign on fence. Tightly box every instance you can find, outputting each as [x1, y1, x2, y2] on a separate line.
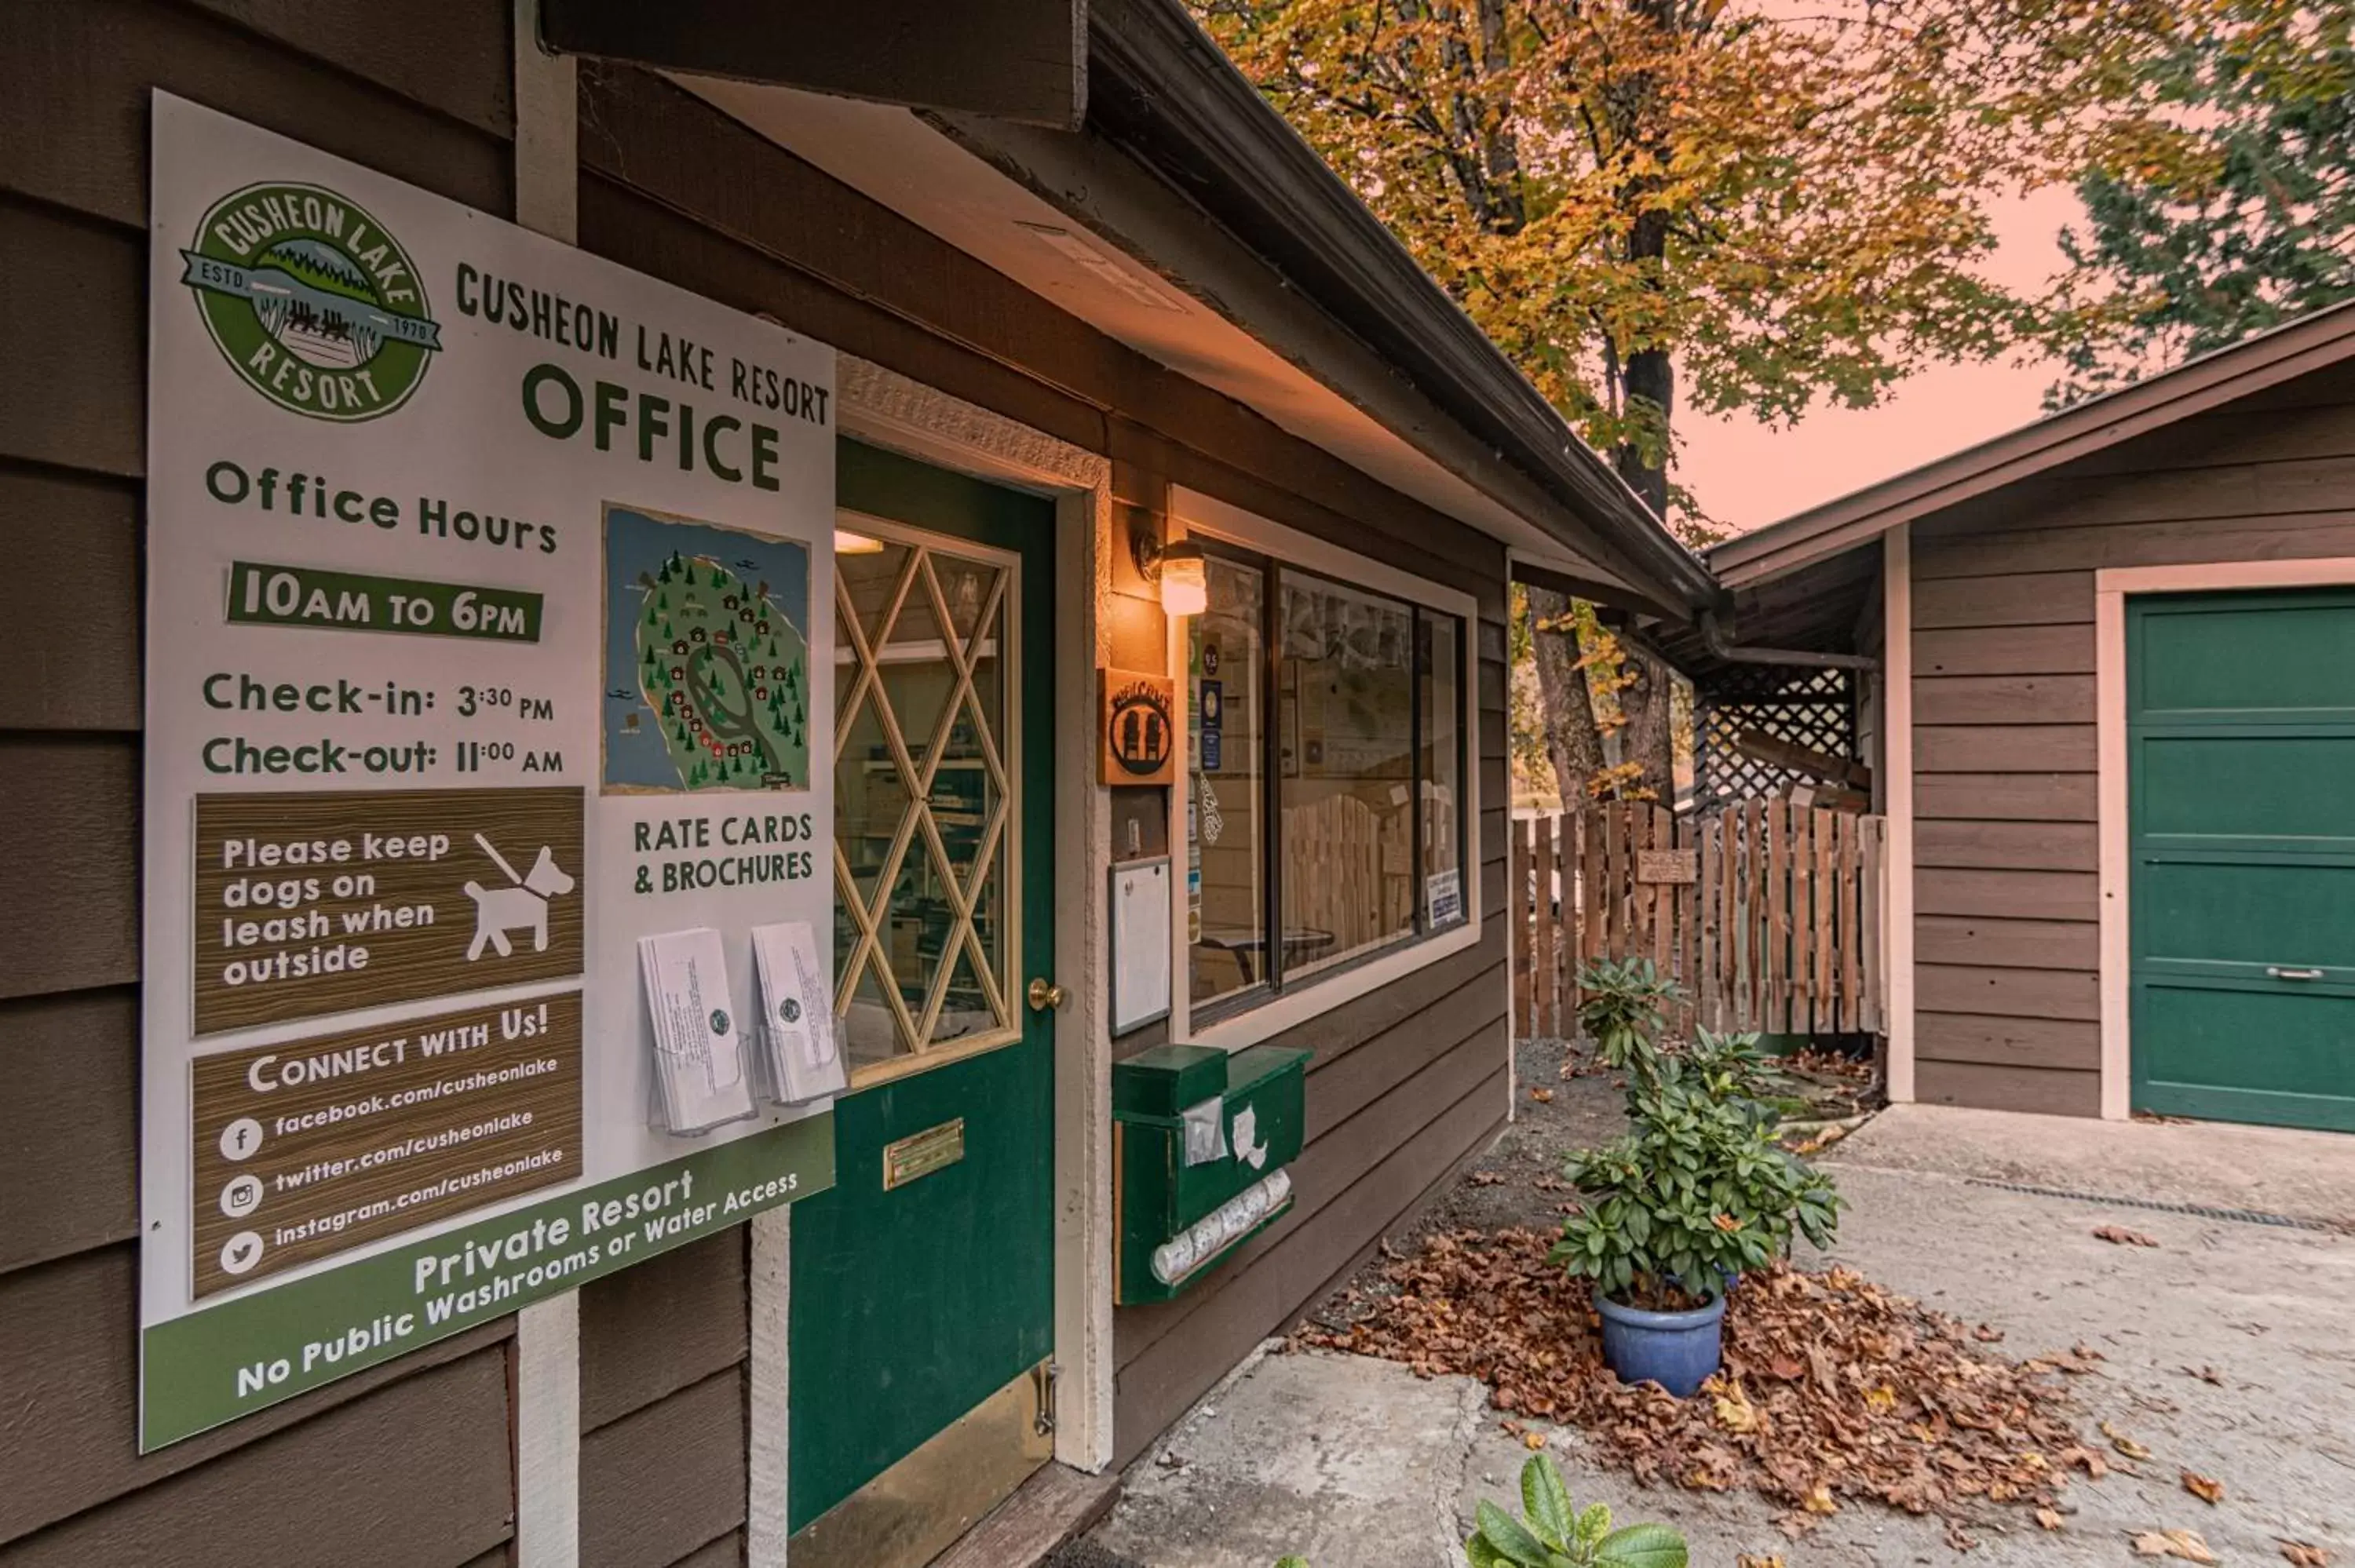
[1634, 848, 1697, 885]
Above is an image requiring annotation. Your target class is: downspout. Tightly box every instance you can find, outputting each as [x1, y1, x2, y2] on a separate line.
[1700, 609, 1879, 671]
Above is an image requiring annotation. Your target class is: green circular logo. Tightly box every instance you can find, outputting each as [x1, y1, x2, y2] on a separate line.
[180, 181, 441, 421]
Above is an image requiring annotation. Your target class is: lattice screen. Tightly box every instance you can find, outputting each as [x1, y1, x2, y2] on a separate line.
[1694, 665, 1857, 806]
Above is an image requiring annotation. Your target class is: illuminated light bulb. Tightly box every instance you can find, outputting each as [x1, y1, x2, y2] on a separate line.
[1159, 540, 1207, 617]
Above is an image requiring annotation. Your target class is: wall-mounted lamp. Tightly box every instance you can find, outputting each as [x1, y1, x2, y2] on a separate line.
[1158, 540, 1207, 618]
[1125, 513, 1207, 616]
[834, 528, 885, 555]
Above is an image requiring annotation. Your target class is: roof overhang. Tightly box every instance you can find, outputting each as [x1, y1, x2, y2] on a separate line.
[1712, 300, 2355, 590]
[540, 0, 1087, 127]
[543, 0, 1715, 616]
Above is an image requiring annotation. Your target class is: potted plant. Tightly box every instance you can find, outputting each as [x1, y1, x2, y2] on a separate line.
[1550, 961, 1840, 1396]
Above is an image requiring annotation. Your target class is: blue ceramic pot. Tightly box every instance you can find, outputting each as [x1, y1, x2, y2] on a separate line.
[1595, 1291, 1726, 1398]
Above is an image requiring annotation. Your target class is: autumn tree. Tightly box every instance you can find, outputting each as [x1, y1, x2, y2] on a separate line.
[1199, 0, 2199, 799]
[2050, 1, 2355, 405]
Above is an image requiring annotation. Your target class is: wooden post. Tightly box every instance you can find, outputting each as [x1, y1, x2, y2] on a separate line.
[1705, 810, 1724, 1031]
[1638, 805, 1656, 973]
[1566, 805, 1585, 1023]
[1676, 810, 1697, 1034]
[1579, 798, 1603, 994]
[1770, 804, 1784, 1031]
[1721, 810, 1740, 1033]
[1723, 807, 1743, 1032]
[1533, 814, 1557, 1037]
[1811, 808, 1835, 1035]
[1650, 805, 1674, 976]
[1827, 810, 1846, 1031]
[1510, 816, 1531, 1036]
[1603, 804, 1627, 965]
[1862, 815, 1885, 1034]
[1733, 800, 1752, 1031]
[1787, 804, 1809, 1031]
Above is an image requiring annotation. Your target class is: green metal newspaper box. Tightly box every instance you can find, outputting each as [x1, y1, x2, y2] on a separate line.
[1113, 1043, 1309, 1304]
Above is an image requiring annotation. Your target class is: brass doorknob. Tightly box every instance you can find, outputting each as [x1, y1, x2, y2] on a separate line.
[1027, 977, 1068, 1012]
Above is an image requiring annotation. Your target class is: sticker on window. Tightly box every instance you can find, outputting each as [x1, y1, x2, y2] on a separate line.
[1426, 866, 1463, 927]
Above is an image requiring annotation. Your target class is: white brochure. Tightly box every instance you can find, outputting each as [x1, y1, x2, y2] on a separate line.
[638, 928, 758, 1134]
[751, 921, 846, 1105]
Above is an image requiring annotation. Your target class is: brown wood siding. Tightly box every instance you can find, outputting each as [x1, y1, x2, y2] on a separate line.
[579, 1229, 751, 1432]
[0, 2, 524, 1559]
[574, 1231, 754, 1568]
[579, 1368, 750, 1568]
[3, 1339, 517, 1566]
[1909, 382, 2355, 1114]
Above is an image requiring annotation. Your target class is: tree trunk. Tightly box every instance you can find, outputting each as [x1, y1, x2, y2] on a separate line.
[1612, 203, 1675, 517]
[1608, 6, 1678, 519]
[1615, 639, 1677, 804]
[1524, 586, 1606, 802]
[1612, 345, 1674, 516]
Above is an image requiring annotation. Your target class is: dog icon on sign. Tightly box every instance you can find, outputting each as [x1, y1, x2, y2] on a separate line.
[463, 832, 575, 961]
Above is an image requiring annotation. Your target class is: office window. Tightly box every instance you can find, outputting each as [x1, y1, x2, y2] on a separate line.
[1188, 553, 1269, 1008]
[1185, 542, 1468, 1021]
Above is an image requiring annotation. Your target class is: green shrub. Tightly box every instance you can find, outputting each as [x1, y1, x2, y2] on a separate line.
[1551, 961, 1840, 1309]
[1572, 957, 1680, 1069]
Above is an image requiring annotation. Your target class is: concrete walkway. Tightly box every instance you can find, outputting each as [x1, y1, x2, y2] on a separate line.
[1083, 1107, 2355, 1568]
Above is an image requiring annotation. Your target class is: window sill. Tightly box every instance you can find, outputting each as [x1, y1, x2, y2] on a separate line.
[1180, 915, 1482, 1054]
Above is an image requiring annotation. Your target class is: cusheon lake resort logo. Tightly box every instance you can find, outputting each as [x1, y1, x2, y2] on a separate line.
[181, 181, 442, 421]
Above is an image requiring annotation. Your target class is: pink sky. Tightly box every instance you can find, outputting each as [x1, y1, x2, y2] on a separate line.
[1674, 185, 2086, 535]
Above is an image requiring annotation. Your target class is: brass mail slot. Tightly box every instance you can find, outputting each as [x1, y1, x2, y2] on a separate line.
[882, 1118, 966, 1190]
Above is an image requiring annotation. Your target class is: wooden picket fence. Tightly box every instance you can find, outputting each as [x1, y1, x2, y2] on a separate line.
[1510, 798, 1886, 1040]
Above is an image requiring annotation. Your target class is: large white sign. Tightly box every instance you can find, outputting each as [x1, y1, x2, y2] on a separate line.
[141, 93, 838, 1447]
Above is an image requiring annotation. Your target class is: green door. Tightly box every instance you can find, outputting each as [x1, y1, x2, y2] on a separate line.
[788, 441, 1058, 1564]
[2130, 586, 2355, 1132]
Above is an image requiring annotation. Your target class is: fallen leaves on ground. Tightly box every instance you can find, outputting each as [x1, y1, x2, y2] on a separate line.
[2036, 1507, 2065, 1531]
[1288, 1227, 2098, 1533]
[2094, 1225, 2161, 1248]
[2180, 1470, 2224, 1504]
[2182, 1365, 2226, 1386]
[1529, 1087, 1557, 1103]
[1787, 1046, 1874, 1082]
[2279, 1541, 2333, 1566]
[1468, 1170, 1506, 1187]
[1780, 1123, 1853, 1157]
[2041, 1343, 2108, 1373]
[1736, 1555, 1785, 1568]
[2101, 1420, 2153, 1460]
[2132, 1527, 2218, 1563]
